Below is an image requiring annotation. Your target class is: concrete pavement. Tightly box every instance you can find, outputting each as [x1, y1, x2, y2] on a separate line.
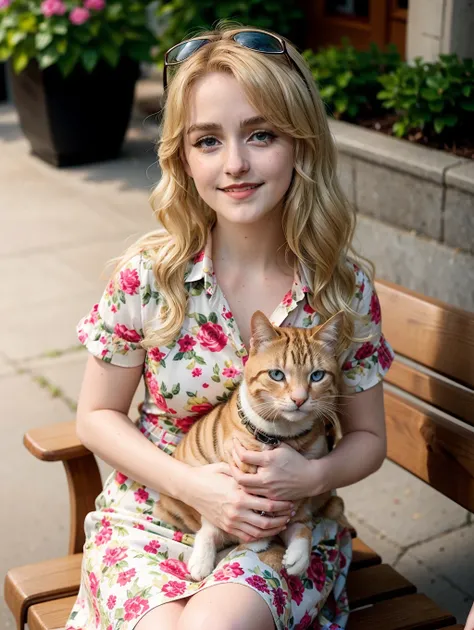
[0, 93, 472, 628]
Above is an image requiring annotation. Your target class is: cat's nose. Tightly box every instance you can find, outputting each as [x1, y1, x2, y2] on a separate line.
[291, 395, 308, 408]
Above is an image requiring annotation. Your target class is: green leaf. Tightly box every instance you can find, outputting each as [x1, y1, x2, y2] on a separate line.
[392, 121, 407, 137]
[12, 51, 29, 74]
[82, 49, 99, 73]
[461, 101, 474, 111]
[462, 85, 472, 97]
[420, 87, 439, 101]
[433, 118, 445, 134]
[38, 48, 60, 70]
[208, 312, 218, 324]
[100, 42, 120, 67]
[35, 32, 53, 51]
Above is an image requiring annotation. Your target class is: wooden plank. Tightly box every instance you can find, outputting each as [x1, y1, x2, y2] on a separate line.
[347, 564, 416, 609]
[4, 555, 81, 630]
[386, 356, 474, 425]
[28, 595, 77, 630]
[376, 279, 474, 388]
[24, 420, 90, 462]
[347, 593, 456, 629]
[351, 538, 382, 570]
[384, 389, 474, 512]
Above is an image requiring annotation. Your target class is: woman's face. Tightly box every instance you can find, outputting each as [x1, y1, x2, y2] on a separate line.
[182, 72, 294, 227]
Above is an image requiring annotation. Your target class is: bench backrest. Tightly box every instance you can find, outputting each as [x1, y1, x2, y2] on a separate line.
[376, 279, 474, 512]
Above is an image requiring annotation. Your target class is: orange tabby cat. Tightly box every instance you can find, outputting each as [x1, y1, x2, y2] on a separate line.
[154, 310, 346, 581]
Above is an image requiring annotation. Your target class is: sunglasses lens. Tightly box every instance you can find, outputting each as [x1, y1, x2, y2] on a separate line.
[233, 31, 283, 54]
[166, 38, 210, 64]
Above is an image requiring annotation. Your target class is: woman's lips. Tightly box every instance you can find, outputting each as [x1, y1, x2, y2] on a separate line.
[220, 184, 263, 200]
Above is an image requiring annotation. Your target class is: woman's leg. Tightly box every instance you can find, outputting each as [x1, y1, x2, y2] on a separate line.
[135, 598, 189, 630]
[177, 583, 276, 630]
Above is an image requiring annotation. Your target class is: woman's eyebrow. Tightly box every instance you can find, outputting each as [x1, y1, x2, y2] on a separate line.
[187, 116, 268, 135]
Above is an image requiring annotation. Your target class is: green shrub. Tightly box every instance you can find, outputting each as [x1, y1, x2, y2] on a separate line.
[154, 0, 304, 62]
[303, 39, 400, 120]
[377, 54, 474, 137]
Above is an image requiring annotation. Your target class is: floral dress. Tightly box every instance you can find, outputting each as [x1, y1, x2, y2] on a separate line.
[66, 236, 394, 630]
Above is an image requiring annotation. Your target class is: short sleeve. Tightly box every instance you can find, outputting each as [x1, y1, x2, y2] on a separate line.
[339, 265, 395, 393]
[76, 253, 146, 367]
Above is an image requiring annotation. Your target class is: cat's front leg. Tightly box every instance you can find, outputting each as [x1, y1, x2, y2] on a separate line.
[188, 518, 225, 581]
[279, 521, 313, 576]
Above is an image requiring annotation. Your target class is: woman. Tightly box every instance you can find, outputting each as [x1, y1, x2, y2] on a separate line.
[66, 24, 393, 630]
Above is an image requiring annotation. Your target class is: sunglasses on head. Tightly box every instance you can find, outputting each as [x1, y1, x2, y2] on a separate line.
[163, 29, 310, 92]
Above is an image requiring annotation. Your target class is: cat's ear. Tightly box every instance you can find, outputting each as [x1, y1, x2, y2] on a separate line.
[312, 311, 344, 353]
[250, 311, 280, 351]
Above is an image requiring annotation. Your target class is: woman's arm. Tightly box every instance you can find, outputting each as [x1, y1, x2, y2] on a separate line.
[77, 355, 194, 500]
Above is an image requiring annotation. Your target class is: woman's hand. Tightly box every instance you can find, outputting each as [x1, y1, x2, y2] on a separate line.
[230, 438, 316, 501]
[184, 461, 295, 543]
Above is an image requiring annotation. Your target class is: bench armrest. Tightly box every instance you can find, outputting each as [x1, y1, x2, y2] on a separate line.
[23, 420, 90, 461]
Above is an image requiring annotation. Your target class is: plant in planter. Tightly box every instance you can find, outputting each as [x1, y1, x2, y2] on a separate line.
[0, 0, 158, 166]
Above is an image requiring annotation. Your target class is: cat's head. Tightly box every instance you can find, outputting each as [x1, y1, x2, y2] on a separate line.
[244, 311, 344, 426]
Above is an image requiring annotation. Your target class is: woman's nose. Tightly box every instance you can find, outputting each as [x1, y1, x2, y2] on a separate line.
[224, 142, 250, 176]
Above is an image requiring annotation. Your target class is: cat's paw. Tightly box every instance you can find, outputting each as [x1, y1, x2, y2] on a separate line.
[282, 541, 310, 576]
[188, 550, 215, 582]
[245, 538, 272, 553]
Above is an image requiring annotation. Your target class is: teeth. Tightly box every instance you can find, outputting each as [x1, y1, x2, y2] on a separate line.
[225, 185, 260, 192]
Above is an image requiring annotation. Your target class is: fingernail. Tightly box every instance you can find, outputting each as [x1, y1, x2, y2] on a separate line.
[291, 510, 296, 517]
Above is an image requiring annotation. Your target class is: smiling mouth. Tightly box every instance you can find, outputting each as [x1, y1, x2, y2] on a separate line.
[219, 184, 263, 192]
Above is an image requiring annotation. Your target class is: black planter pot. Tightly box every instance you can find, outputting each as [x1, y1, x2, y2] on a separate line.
[9, 57, 140, 167]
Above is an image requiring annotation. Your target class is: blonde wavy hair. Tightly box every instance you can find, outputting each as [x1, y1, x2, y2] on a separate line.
[112, 23, 373, 353]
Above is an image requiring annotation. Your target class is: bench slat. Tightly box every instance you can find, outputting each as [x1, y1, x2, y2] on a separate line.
[347, 593, 456, 629]
[376, 279, 474, 389]
[351, 538, 381, 570]
[384, 389, 474, 512]
[347, 564, 416, 609]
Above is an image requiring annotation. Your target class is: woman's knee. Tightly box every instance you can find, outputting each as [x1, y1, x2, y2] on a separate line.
[176, 583, 276, 630]
[135, 598, 188, 630]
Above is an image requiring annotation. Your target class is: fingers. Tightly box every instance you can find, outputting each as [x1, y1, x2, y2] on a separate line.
[248, 495, 294, 515]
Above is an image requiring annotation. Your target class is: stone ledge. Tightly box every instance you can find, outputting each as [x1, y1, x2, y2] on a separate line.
[329, 119, 465, 184]
[445, 161, 474, 195]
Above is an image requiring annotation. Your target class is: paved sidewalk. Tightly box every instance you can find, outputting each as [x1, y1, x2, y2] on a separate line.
[0, 99, 472, 628]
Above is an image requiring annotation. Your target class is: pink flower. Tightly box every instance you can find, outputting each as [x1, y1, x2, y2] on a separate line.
[223, 309, 233, 319]
[190, 402, 213, 417]
[0, 0, 12, 9]
[41, 0, 66, 17]
[123, 595, 149, 621]
[272, 587, 287, 616]
[378, 335, 394, 371]
[213, 562, 244, 581]
[160, 558, 189, 579]
[144, 539, 161, 553]
[103, 546, 127, 566]
[162, 581, 187, 598]
[222, 366, 240, 379]
[295, 611, 312, 630]
[119, 268, 140, 295]
[115, 471, 128, 485]
[149, 348, 166, 363]
[94, 527, 112, 546]
[197, 322, 228, 352]
[117, 568, 136, 586]
[245, 575, 270, 593]
[369, 291, 381, 324]
[282, 570, 304, 605]
[307, 554, 326, 591]
[178, 334, 196, 353]
[107, 595, 116, 610]
[192, 367, 202, 377]
[282, 290, 293, 307]
[303, 302, 315, 314]
[193, 250, 205, 263]
[84, 0, 105, 9]
[202, 383, 209, 388]
[354, 342, 375, 361]
[174, 416, 196, 433]
[114, 323, 141, 343]
[69, 7, 90, 24]
[134, 487, 149, 503]
[88, 572, 99, 597]
[173, 530, 183, 542]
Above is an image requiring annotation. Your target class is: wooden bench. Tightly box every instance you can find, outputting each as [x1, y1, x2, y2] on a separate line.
[4, 279, 474, 630]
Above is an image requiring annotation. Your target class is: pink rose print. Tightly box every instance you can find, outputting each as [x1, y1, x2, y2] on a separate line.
[160, 558, 189, 579]
[193, 250, 205, 263]
[190, 402, 214, 417]
[178, 334, 196, 353]
[295, 611, 312, 630]
[224, 310, 233, 319]
[354, 342, 375, 361]
[123, 595, 149, 621]
[174, 416, 196, 433]
[222, 366, 240, 378]
[192, 367, 202, 377]
[94, 527, 112, 546]
[69, 7, 90, 24]
[107, 594, 116, 610]
[173, 530, 184, 542]
[116, 471, 128, 484]
[283, 571, 304, 605]
[119, 268, 140, 295]
[149, 348, 166, 363]
[84, 0, 105, 9]
[303, 303, 315, 314]
[342, 360, 353, 371]
[197, 322, 228, 352]
[133, 523, 145, 530]
[242, 355, 249, 365]
[103, 546, 127, 566]
[117, 568, 137, 586]
[307, 554, 326, 591]
[245, 575, 270, 593]
[202, 383, 209, 388]
[144, 539, 161, 553]
[101, 517, 111, 528]
[162, 581, 187, 598]
[114, 323, 141, 343]
[89, 572, 99, 597]
[369, 291, 381, 324]
[378, 335, 393, 371]
[272, 587, 287, 616]
[282, 290, 293, 307]
[134, 487, 149, 503]
[214, 562, 244, 581]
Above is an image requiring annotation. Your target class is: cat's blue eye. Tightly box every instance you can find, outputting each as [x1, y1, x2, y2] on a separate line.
[310, 370, 325, 383]
[268, 369, 285, 382]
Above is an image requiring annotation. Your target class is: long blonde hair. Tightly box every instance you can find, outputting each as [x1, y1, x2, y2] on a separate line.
[112, 23, 373, 352]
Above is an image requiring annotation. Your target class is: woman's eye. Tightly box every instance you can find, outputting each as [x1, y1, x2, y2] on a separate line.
[310, 370, 325, 383]
[250, 130, 275, 144]
[194, 136, 219, 149]
[268, 369, 285, 382]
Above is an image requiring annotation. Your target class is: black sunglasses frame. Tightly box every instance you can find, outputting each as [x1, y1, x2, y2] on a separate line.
[163, 30, 309, 93]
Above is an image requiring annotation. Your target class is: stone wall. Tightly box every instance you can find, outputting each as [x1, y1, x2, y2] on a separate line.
[331, 120, 474, 312]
